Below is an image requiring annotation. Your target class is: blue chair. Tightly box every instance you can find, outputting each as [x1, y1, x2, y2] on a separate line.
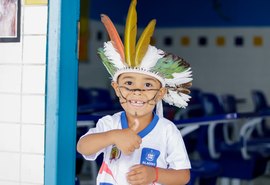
[188, 160, 221, 185]
[223, 93, 270, 158]
[178, 88, 205, 119]
[179, 123, 222, 185]
[251, 90, 270, 113]
[175, 88, 205, 154]
[251, 90, 270, 137]
[221, 94, 237, 113]
[177, 89, 222, 185]
[77, 87, 117, 114]
[221, 94, 240, 145]
[197, 92, 269, 184]
[196, 93, 228, 160]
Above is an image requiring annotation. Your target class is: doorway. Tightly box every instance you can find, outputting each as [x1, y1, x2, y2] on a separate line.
[44, 0, 80, 185]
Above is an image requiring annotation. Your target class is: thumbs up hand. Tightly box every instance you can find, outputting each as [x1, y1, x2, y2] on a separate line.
[130, 118, 139, 132]
[111, 118, 142, 155]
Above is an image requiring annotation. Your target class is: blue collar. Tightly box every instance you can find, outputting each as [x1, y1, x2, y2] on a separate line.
[120, 112, 159, 138]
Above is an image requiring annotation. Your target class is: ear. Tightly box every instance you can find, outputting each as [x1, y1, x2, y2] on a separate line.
[156, 87, 167, 101]
[111, 81, 120, 97]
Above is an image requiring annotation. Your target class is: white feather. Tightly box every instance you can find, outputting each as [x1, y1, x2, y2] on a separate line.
[140, 45, 164, 69]
[173, 68, 192, 78]
[163, 90, 191, 108]
[165, 68, 193, 85]
[104, 41, 126, 69]
[180, 93, 191, 102]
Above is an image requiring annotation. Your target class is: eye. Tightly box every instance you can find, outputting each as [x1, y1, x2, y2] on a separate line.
[124, 81, 133, 86]
[145, 83, 153, 88]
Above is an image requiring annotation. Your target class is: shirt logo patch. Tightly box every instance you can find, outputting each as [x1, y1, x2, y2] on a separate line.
[109, 144, 121, 162]
[140, 148, 160, 167]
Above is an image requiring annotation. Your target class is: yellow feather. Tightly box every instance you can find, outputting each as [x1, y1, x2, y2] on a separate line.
[124, 0, 137, 67]
[135, 19, 156, 66]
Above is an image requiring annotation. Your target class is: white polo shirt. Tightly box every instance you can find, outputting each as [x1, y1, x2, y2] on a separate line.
[82, 111, 191, 185]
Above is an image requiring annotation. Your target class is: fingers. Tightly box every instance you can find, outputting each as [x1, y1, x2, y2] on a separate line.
[130, 164, 141, 170]
[127, 165, 148, 185]
[128, 165, 142, 178]
[128, 165, 157, 185]
[115, 126, 142, 155]
[124, 143, 140, 155]
[127, 169, 143, 185]
[131, 138, 141, 151]
[122, 143, 139, 155]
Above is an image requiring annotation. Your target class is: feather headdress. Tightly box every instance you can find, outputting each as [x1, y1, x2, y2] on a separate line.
[97, 0, 193, 109]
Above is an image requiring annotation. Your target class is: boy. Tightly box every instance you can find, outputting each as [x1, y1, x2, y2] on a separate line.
[77, 0, 192, 184]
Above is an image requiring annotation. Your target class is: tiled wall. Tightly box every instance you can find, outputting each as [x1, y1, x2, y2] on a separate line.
[0, 2, 47, 185]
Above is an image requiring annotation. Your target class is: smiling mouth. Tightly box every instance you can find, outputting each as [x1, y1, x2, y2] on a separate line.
[128, 100, 145, 107]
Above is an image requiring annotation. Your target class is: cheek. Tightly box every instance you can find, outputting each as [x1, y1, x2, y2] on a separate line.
[114, 87, 121, 97]
[151, 91, 163, 101]
[158, 89, 166, 98]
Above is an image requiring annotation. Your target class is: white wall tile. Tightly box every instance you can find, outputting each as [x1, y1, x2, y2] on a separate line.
[0, 124, 20, 152]
[0, 94, 20, 122]
[22, 65, 45, 94]
[0, 3, 48, 185]
[24, 6, 48, 35]
[0, 43, 23, 63]
[0, 181, 19, 185]
[21, 95, 45, 124]
[0, 153, 20, 181]
[0, 65, 22, 93]
[23, 36, 46, 64]
[21, 154, 44, 184]
[22, 125, 44, 154]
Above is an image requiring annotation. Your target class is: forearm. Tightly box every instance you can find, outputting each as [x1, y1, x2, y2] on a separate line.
[77, 130, 116, 156]
[157, 168, 190, 185]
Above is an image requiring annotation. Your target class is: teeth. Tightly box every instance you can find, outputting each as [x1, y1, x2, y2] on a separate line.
[130, 100, 144, 105]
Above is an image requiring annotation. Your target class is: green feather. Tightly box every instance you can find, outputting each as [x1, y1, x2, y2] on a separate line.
[151, 53, 190, 78]
[97, 48, 118, 76]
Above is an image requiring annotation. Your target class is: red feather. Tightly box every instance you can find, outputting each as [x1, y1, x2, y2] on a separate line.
[101, 14, 125, 62]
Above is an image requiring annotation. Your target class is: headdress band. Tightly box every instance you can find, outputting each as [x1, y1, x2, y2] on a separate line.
[97, 0, 193, 109]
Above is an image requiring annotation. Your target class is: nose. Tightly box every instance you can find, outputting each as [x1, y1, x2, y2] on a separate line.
[132, 88, 142, 95]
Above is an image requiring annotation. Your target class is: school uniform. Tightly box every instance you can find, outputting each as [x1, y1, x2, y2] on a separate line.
[82, 111, 191, 185]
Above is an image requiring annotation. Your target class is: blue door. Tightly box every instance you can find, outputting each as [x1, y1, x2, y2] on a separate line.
[45, 0, 80, 184]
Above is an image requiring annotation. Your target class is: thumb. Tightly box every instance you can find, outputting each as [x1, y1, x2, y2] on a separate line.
[130, 118, 139, 132]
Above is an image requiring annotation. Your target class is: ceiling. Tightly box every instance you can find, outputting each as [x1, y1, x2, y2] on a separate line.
[88, 0, 270, 27]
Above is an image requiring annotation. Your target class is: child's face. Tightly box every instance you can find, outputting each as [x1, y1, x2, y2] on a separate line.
[112, 72, 166, 118]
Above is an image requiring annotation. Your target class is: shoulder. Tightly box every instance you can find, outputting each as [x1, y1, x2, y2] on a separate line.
[157, 117, 181, 135]
[158, 116, 178, 129]
[99, 111, 122, 122]
[96, 111, 123, 129]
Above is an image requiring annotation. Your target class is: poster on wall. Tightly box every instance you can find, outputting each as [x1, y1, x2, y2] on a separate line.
[0, 0, 21, 42]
